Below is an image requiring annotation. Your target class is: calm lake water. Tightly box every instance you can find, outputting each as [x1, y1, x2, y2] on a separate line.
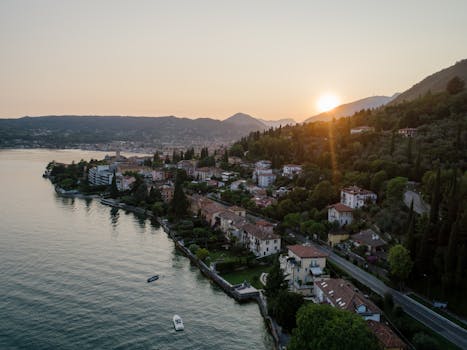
[0, 149, 273, 350]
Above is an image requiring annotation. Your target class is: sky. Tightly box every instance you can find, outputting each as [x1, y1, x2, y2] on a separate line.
[1, 0, 466, 121]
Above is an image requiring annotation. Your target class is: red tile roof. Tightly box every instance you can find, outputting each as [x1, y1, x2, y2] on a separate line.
[328, 203, 353, 212]
[287, 245, 328, 258]
[342, 186, 375, 196]
[367, 321, 407, 349]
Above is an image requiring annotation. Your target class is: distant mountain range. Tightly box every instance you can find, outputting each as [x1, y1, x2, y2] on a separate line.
[390, 59, 467, 105]
[223, 113, 296, 129]
[304, 95, 399, 123]
[0, 113, 294, 149]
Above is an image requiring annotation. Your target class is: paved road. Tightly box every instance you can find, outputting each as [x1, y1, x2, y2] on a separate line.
[311, 242, 467, 349]
[404, 190, 430, 215]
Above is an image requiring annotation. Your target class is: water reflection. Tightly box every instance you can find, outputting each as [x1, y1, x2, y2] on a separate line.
[110, 207, 119, 228]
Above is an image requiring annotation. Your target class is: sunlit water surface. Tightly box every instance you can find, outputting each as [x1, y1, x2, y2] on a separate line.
[0, 149, 273, 350]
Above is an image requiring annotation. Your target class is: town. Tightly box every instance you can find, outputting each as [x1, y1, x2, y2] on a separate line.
[45, 117, 453, 350]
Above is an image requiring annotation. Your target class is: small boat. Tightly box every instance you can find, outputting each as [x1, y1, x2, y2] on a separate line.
[173, 314, 184, 331]
[147, 275, 159, 283]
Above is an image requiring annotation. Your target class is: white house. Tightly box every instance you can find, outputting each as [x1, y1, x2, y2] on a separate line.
[315, 278, 381, 322]
[252, 160, 274, 187]
[257, 172, 276, 188]
[350, 126, 375, 134]
[230, 179, 247, 191]
[116, 174, 136, 191]
[282, 245, 328, 292]
[242, 223, 280, 257]
[282, 164, 302, 178]
[177, 160, 196, 176]
[341, 186, 377, 209]
[152, 169, 166, 181]
[328, 203, 353, 226]
[221, 171, 236, 182]
[88, 165, 114, 186]
[398, 127, 417, 137]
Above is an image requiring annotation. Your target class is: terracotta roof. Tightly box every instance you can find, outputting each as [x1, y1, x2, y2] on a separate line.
[316, 278, 381, 315]
[367, 321, 407, 349]
[328, 203, 353, 212]
[243, 223, 280, 240]
[287, 245, 328, 258]
[342, 186, 375, 196]
[351, 229, 387, 248]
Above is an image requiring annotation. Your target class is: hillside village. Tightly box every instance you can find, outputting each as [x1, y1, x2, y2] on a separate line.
[45, 80, 467, 350]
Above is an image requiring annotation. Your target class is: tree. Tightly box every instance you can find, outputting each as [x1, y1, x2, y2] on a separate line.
[267, 290, 304, 331]
[196, 247, 209, 261]
[385, 177, 408, 202]
[169, 169, 189, 219]
[446, 76, 465, 95]
[388, 244, 413, 288]
[264, 259, 288, 298]
[289, 304, 379, 350]
[310, 180, 336, 209]
[110, 171, 119, 198]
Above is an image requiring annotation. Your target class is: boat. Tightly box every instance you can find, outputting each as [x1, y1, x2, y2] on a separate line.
[173, 314, 184, 331]
[147, 275, 159, 283]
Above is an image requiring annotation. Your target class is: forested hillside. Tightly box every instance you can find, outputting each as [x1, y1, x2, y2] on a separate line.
[230, 83, 467, 313]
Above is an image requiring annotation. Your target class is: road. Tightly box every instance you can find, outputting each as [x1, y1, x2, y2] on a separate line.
[404, 190, 430, 215]
[310, 242, 467, 349]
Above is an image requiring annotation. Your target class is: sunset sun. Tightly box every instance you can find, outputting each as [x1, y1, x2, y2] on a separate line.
[317, 94, 340, 112]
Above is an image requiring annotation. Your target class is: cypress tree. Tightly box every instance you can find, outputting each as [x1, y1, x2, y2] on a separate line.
[430, 167, 441, 225]
[390, 131, 395, 156]
[110, 171, 119, 198]
[407, 137, 413, 164]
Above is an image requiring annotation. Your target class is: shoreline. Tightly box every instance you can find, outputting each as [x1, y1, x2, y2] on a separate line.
[56, 189, 282, 349]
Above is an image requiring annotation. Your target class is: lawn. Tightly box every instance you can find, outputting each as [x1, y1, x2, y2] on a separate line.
[221, 265, 273, 289]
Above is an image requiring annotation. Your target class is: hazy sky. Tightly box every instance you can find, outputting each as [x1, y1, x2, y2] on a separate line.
[1, 1, 466, 121]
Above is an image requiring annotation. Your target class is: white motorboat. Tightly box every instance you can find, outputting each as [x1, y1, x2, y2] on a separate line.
[173, 314, 184, 331]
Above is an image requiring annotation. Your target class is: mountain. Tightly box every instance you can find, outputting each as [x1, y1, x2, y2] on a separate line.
[259, 118, 296, 128]
[223, 113, 267, 130]
[305, 95, 398, 123]
[0, 115, 265, 149]
[390, 59, 467, 105]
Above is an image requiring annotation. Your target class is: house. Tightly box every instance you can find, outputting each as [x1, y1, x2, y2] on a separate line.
[228, 156, 243, 165]
[230, 179, 247, 191]
[257, 172, 276, 188]
[328, 203, 353, 226]
[242, 223, 281, 257]
[221, 171, 236, 182]
[195, 198, 226, 226]
[350, 126, 375, 134]
[177, 160, 196, 177]
[398, 128, 417, 138]
[341, 186, 377, 209]
[367, 321, 407, 350]
[116, 174, 136, 191]
[282, 245, 328, 291]
[274, 187, 290, 198]
[160, 184, 175, 203]
[327, 231, 350, 247]
[152, 169, 167, 181]
[315, 278, 381, 322]
[282, 164, 302, 178]
[254, 160, 272, 170]
[350, 229, 387, 255]
[252, 160, 275, 187]
[216, 210, 248, 241]
[194, 167, 221, 181]
[88, 165, 114, 186]
[253, 195, 276, 208]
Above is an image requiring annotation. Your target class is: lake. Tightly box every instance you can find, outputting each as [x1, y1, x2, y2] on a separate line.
[0, 149, 273, 350]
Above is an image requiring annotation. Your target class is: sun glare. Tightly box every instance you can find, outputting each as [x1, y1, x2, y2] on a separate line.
[317, 94, 340, 113]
